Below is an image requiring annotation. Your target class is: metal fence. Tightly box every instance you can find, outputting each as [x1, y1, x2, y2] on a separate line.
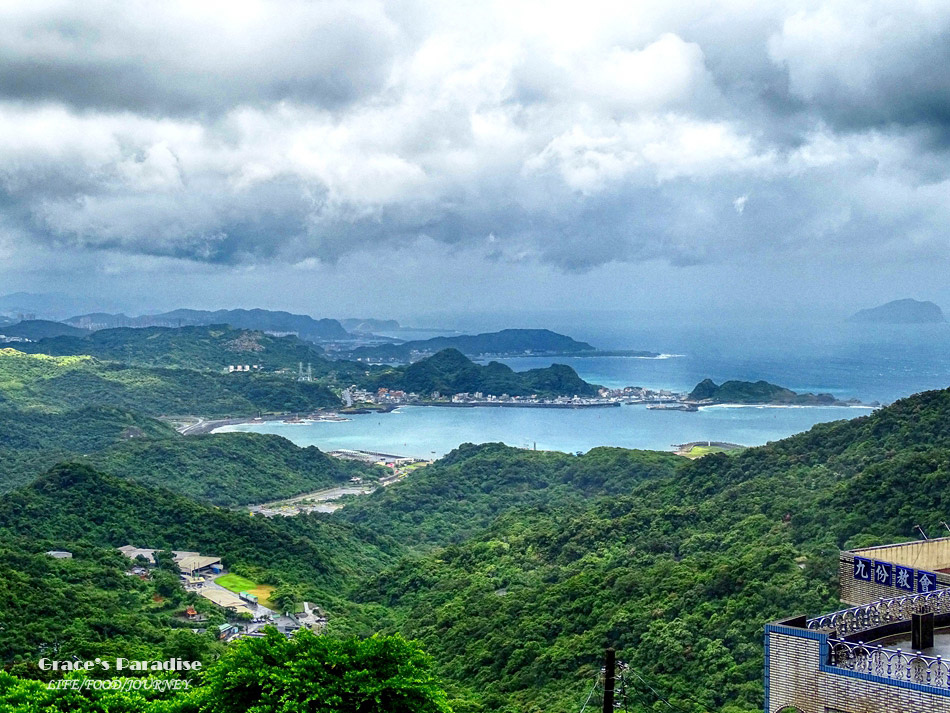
[807, 589, 950, 637]
[827, 638, 950, 689]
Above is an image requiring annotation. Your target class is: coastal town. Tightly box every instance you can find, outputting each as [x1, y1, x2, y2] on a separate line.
[344, 384, 685, 409]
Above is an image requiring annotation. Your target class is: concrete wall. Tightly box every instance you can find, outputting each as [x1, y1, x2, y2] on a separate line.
[765, 624, 950, 713]
[852, 538, 950, 573]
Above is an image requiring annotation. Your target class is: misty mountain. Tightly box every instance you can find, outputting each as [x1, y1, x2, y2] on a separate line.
[65, 308, 351, 341]
[0, 319, 89, 340]
[847, 298, 946, 324]
[345, 328, 597, 361]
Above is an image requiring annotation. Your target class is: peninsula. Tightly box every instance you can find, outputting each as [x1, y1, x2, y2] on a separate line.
[341, 327, 662, 362]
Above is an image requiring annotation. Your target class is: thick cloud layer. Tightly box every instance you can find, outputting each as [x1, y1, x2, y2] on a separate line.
[1, 0, 949, 286]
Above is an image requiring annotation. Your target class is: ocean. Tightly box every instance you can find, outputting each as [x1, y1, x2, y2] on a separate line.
[216, 319, 950, 458]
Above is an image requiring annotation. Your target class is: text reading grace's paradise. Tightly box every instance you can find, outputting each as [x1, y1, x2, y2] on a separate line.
[39, 657, 201, 672]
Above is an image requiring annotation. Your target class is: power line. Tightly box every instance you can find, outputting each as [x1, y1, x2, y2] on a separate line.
[578, 670, 601, 713]
[621, 665, 699, 713]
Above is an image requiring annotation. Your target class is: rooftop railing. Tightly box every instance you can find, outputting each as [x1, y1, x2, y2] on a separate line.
[827, 638, 950, 690]
[807, 588, 950, 637]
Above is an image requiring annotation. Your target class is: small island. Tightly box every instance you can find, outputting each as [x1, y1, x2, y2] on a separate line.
[688, 378, 861, 406]
[847, 298, 946, 324]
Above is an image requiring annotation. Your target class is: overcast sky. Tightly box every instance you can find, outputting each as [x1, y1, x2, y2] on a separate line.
[1, 0, 949, 322]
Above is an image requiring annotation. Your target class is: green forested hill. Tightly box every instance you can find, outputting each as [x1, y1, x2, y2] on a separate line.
[87, 431, 379, 506]
[331, 388, 950, 712]
[0, 319, 88, 340]
[688, 377, 842, 404]
[368, 348, 599, 397]
[0, 463, 398, 589]
[13, 324, 332, 371]
[339, 444, 680, 548]
[0, 541, 225, 673]
[0, 348, 340, 415]
[0, 405, 175, 490]
[0, 404, 378, 505]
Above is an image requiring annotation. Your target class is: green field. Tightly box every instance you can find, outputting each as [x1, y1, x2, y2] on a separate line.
[214, 573, 276, 608]
[687, 445, 729, 457]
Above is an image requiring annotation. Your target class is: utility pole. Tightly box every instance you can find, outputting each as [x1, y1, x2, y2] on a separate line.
[602, 648, 615, 713]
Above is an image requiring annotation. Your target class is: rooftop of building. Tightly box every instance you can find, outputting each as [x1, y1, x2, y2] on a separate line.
[848, 535, 950, 575]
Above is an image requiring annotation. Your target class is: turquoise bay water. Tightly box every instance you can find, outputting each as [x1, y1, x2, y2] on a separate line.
[219, 320, 948, 457]
[217, 403, 872, 459]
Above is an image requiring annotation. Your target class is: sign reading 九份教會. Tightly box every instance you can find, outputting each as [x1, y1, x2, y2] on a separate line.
[853, 556, 941, 594]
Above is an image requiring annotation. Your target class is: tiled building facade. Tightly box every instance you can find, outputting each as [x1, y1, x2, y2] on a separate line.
[765, 538, 950, 713]
[765, 620, 950, 713]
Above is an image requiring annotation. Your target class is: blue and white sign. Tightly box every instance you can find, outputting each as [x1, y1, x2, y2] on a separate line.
[917, 570, 938, 593]
[895, 565, 914, 592]
[873, 560, 892, 587]
[853, 556, 872, 581]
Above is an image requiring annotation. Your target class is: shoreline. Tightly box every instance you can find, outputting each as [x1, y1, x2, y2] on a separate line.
[194, 400, 874, 437]
[417, 400, 621, 409]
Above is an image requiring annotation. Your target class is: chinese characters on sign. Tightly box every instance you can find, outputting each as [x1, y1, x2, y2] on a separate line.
[853, 557, 942, 594]
[917, 570, 937, 593]
[873, 560, 892, 587]
[895, 565, 914, 592]
[853, 556, 871, 581]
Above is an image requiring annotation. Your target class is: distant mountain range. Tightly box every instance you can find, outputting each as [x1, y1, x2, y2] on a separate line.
[64, 308, 350, 341]
[848, 298, 946, 324]
[345, 328, 600, 361]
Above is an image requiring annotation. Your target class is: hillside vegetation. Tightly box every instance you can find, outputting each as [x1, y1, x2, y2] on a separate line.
[87, 432, 379, 506]
[369, 348, 599, 397]
[688, 377, 843, 404]
[0, 405, 174, 490]
[0, 319, 88, 340]
[0, 540, 225, 674]
[0, 348, 340, 415]
[13, 324, 333, 372]
[0, 463, 399, 591]
[3, 323, 950, 711]
[330, 388, 950, 711]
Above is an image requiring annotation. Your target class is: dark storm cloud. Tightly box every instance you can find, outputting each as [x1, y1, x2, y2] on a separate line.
[0, 2, 397, 115]
[2, 0, 950, 283]
[768, 5, 950, 136]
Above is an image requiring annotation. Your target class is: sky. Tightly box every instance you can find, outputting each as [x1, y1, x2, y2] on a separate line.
[1, 0, 949, 323]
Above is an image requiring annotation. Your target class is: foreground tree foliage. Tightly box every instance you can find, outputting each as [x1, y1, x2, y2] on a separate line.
[198, 629, 451, 713]
[0, 632, 451, 713]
